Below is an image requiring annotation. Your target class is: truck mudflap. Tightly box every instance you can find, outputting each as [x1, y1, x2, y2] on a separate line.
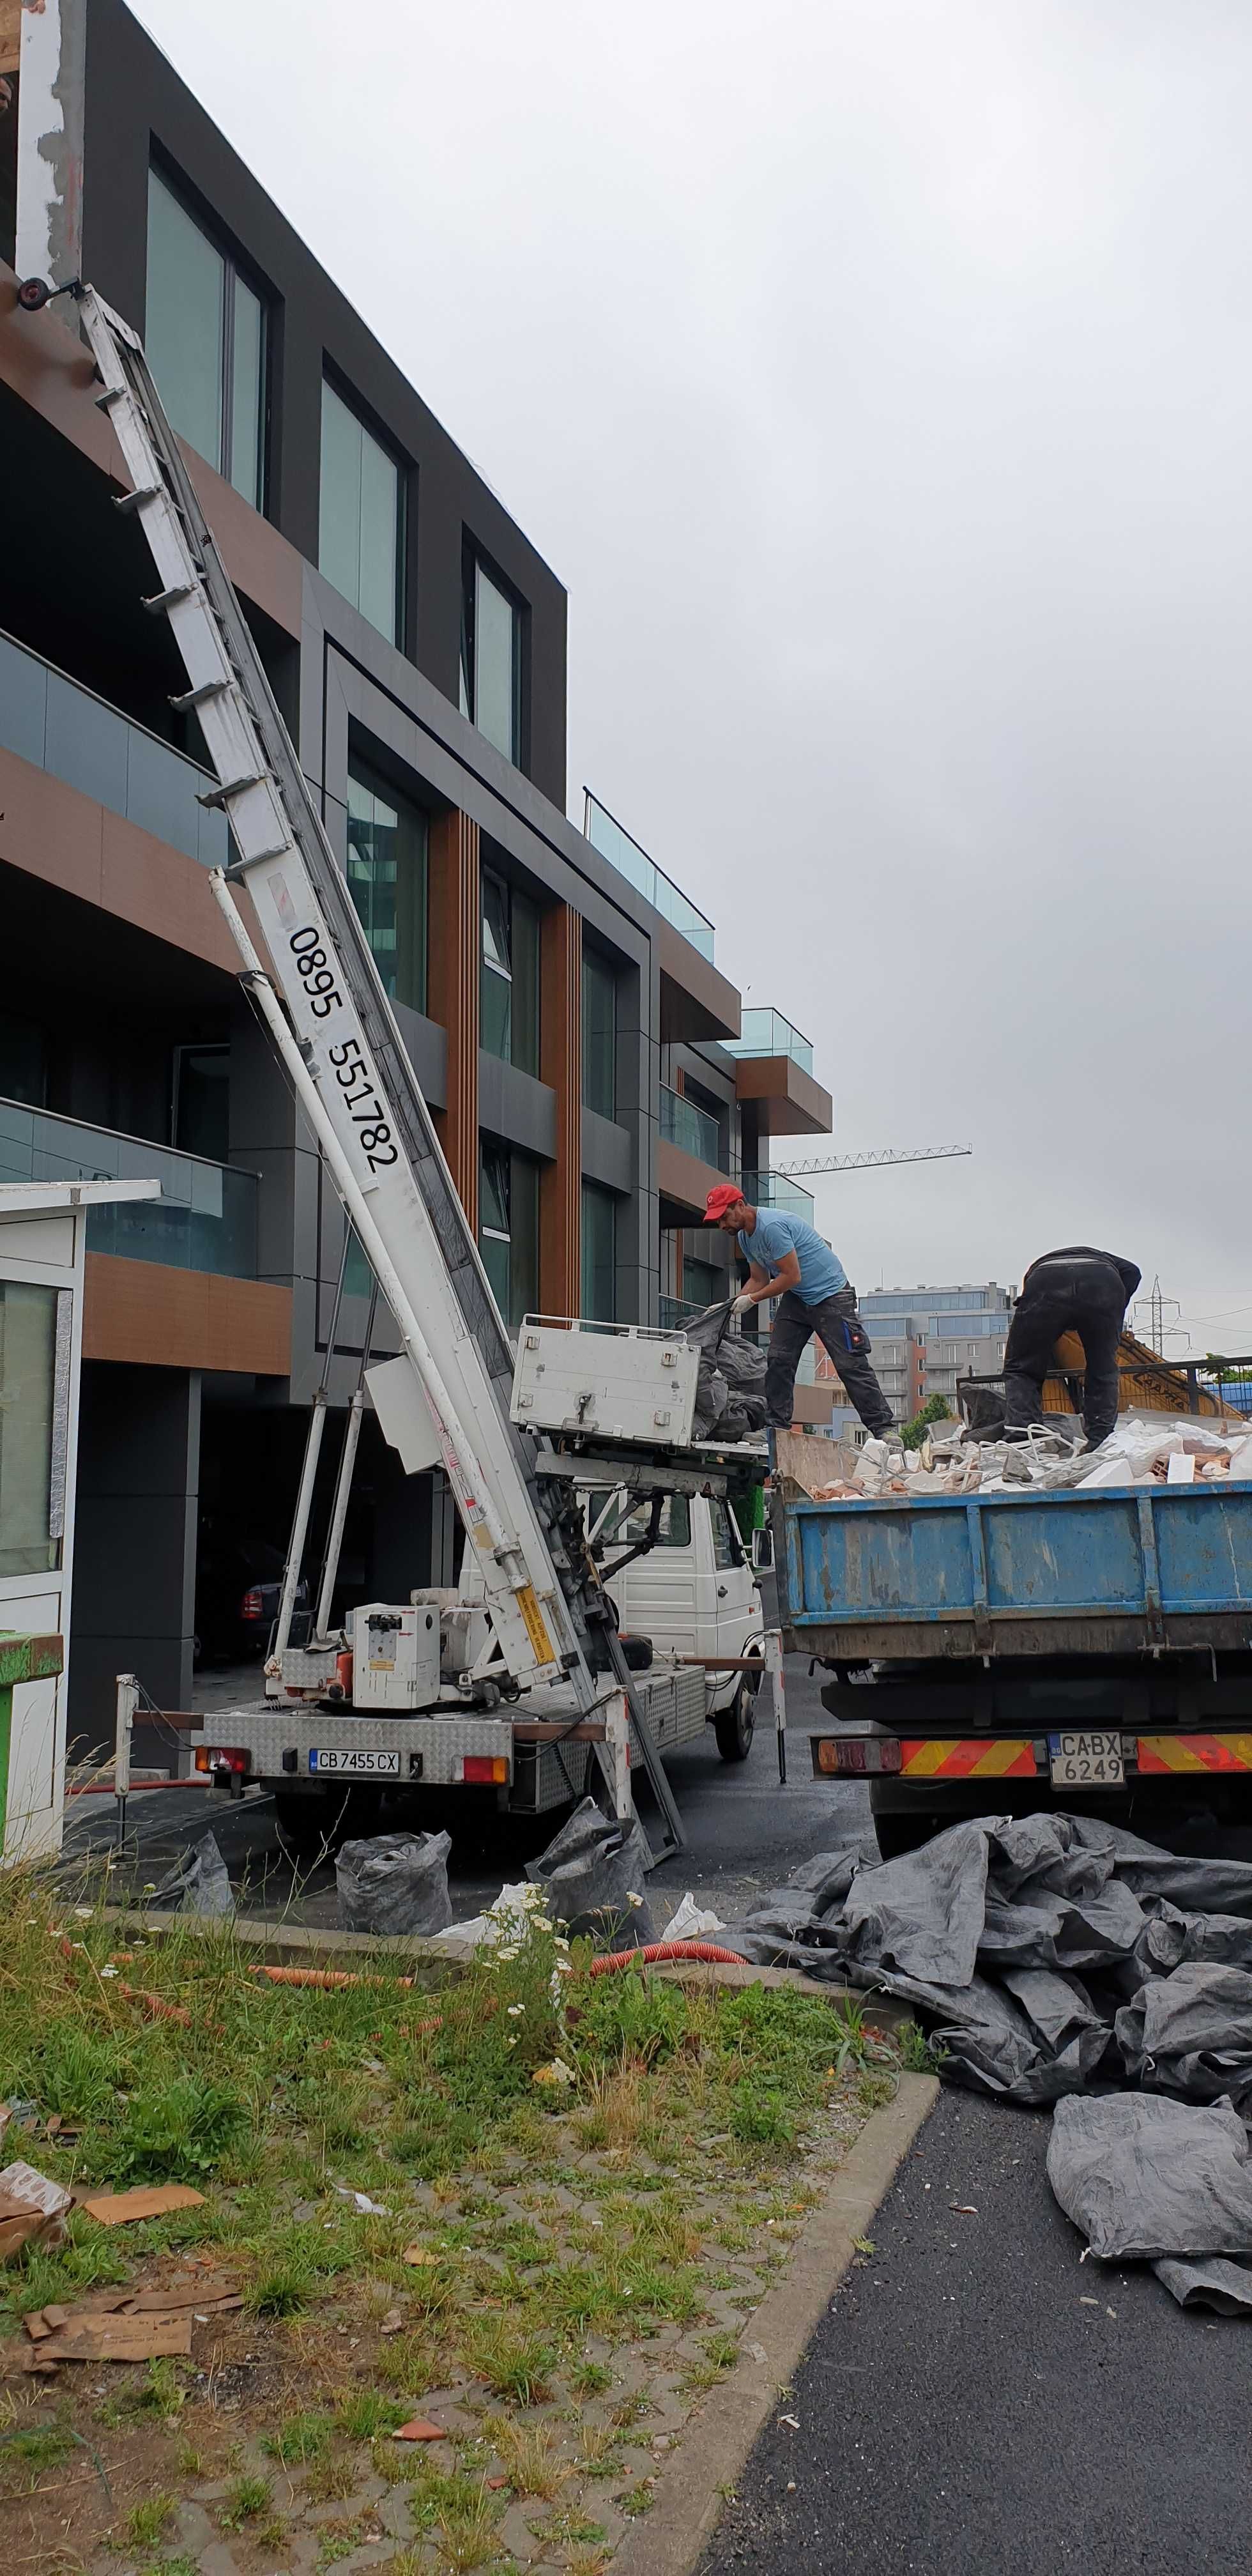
[811, 1729, 1252, 1781]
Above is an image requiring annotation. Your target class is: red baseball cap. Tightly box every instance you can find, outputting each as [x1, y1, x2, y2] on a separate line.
[703, 1183, 747, 1223]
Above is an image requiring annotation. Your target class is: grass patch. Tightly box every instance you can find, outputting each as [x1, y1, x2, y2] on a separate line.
[125, 2492, 176, 2547]
[0, 1863, 897, 2572]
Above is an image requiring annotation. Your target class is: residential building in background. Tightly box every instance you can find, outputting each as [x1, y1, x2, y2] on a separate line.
[0, 0, 832, 1754]
[821, 1283, 1012, 1423]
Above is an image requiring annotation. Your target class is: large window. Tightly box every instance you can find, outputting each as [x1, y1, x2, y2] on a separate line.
[320, 380, 404, 645]
[461, 551, 523, 765]
[0, 1014, 48, 1110]
[581, 1181, 617, 1322]
[582, 946, 616, 1119]
[146, 166, 266, 509]
[481, 871, 539, 1074]
[172, 1044, 229, 1160]
[0, 1282, 60, 1578]
[346, 763, 428, 1012]
[479, 1142, 539, 1331]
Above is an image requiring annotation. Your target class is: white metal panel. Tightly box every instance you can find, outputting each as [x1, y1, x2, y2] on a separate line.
[512, 1320, 700, 1443]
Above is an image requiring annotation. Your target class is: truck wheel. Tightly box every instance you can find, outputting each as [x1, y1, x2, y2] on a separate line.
[873, 1811, 941, 1860]
[714, 1682, 755, 1763]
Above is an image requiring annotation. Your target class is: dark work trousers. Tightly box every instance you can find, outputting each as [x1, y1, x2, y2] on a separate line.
[1003, 1259, 1129, 1446]
[765, 1285, 894, 1433]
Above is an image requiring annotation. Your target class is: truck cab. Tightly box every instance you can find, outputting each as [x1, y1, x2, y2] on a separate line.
[588, 1489, 763, 1760]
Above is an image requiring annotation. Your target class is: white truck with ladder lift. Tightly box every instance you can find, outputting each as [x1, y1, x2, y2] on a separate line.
[25, 275, 770, 1862]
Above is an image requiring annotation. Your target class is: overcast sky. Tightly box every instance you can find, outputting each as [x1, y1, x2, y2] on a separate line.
[134, 0, 1252, 1349]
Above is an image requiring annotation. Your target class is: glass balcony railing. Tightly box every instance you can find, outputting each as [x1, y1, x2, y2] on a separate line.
[742, 1169, 816, 1223]
[0, 626, 229, 869]
[584, 792, 716, 962]
[0, 1098, 257, 1276]
[659, 1084, 728, 1171]
[724, 1008, 814, 1073]
[659, 1294, 707, 1331]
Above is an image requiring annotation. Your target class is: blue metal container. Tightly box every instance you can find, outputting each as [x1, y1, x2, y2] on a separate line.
[779, 1483, 1252, 1664]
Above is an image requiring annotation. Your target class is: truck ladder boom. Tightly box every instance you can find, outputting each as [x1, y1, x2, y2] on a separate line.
[73, 283, 685, 1852]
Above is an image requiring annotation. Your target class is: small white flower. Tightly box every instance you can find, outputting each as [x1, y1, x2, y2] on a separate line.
[556, 1962, 572, 1977]
[554, 1936, 570, 1952]
[626, 1891, 644, 1910]
[73, 1906, 93, 1919]
[507, 2035, 519, 2048]
[496, 1945, 519, 1963]
[100, 1966, 119, 1979]
[507, 2004, 526, 2018]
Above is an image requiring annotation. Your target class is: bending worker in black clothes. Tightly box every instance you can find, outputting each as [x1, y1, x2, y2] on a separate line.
[1004, 1246, 1141, 1449]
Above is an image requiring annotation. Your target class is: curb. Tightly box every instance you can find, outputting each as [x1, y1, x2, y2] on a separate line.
[609, 2071, 940, 2576]
[93, 1908, 907, 2027]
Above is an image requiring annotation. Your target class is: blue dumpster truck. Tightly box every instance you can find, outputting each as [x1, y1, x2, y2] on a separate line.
[775, 1478, 1252, 1856]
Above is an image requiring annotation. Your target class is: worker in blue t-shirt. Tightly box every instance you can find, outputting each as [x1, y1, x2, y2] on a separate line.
[703, 1184, 894, 1437]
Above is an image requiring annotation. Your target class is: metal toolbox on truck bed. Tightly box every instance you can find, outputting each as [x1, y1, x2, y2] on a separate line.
[777, 1482, 1252, 1662]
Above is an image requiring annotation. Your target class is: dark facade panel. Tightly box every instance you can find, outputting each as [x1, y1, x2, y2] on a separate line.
[80, 0, 569, 804]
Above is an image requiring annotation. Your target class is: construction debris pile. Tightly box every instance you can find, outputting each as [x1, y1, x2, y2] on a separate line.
[722, 1811, 1252, 2310]
[784, 1416, 1252, 1505]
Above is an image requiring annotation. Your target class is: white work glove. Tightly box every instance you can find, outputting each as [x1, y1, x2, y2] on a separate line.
[731, 1291, 755, 1318]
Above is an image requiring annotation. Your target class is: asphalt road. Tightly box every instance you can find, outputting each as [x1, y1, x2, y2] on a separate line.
[701, 2084, 1248, 2576]
[63, 1635, 872, 1928]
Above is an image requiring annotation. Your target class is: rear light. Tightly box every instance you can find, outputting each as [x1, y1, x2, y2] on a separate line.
[195, 1745, 250, 1775]
[813, 1734, 902, 1777]
[461, 1755, 509, 1785]
[241, 1588, 264, 1620]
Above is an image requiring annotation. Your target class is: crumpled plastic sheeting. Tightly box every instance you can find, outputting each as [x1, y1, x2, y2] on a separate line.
[720, 1809, 1252, 2110]
[1047, 2094, 1252, 2260]
[149, 1830, 234, 1918]
[1154, 2255, 1252, 2313]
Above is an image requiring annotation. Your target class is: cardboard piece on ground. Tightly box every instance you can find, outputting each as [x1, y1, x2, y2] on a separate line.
[25, 2313, 194, 2365]
[393, 2418, 448, 2442]
[0, 2160, 73, 2263]
[125, 2281, 239, 2313]
[402, 2244, 439, 2266]
[80, 2183, 205, 2226]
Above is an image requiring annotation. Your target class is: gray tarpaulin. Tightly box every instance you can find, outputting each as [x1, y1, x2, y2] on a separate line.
[720, 1810, 1252, 2305]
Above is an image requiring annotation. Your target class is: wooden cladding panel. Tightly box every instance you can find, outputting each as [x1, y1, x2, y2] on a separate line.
[82, 1255, 292, 1376]
[427, 809, 480, 1233]
[540, 904, 581, 1315]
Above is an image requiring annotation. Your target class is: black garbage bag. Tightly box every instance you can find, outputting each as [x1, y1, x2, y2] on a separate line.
[149, 1830, 234, 1918]
[683, 1303, 767, 1441]
[526, 1796, 655, 1945]
[335, 1830, 452, 1936]
[1047, 2093, 1252, 2261]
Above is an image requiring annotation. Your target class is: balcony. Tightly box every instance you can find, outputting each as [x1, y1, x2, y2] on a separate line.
[726, 1002, 832, 1138]
[725, 1009, 814, 1073]
[585, 792, 715, 959]
[0, 626, 229, 870]
[0, 1098, 257, 1277]
[742, 1169, 816, 1225]
[660, 1085, 726, 1171]
[583, 790, 740, 1043]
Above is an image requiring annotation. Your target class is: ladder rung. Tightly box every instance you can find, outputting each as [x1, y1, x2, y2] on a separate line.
[142, 585, 194, 615]
[114, 484, 162, 515]
[224, 847, 292, 877]
[170, 678, 231, 712]
[197, 774, 266, 810]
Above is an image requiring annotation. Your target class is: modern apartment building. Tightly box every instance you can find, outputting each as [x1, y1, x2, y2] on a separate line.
[0, 0, 832, 1752]
[835, 1283, 1013, 1424]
